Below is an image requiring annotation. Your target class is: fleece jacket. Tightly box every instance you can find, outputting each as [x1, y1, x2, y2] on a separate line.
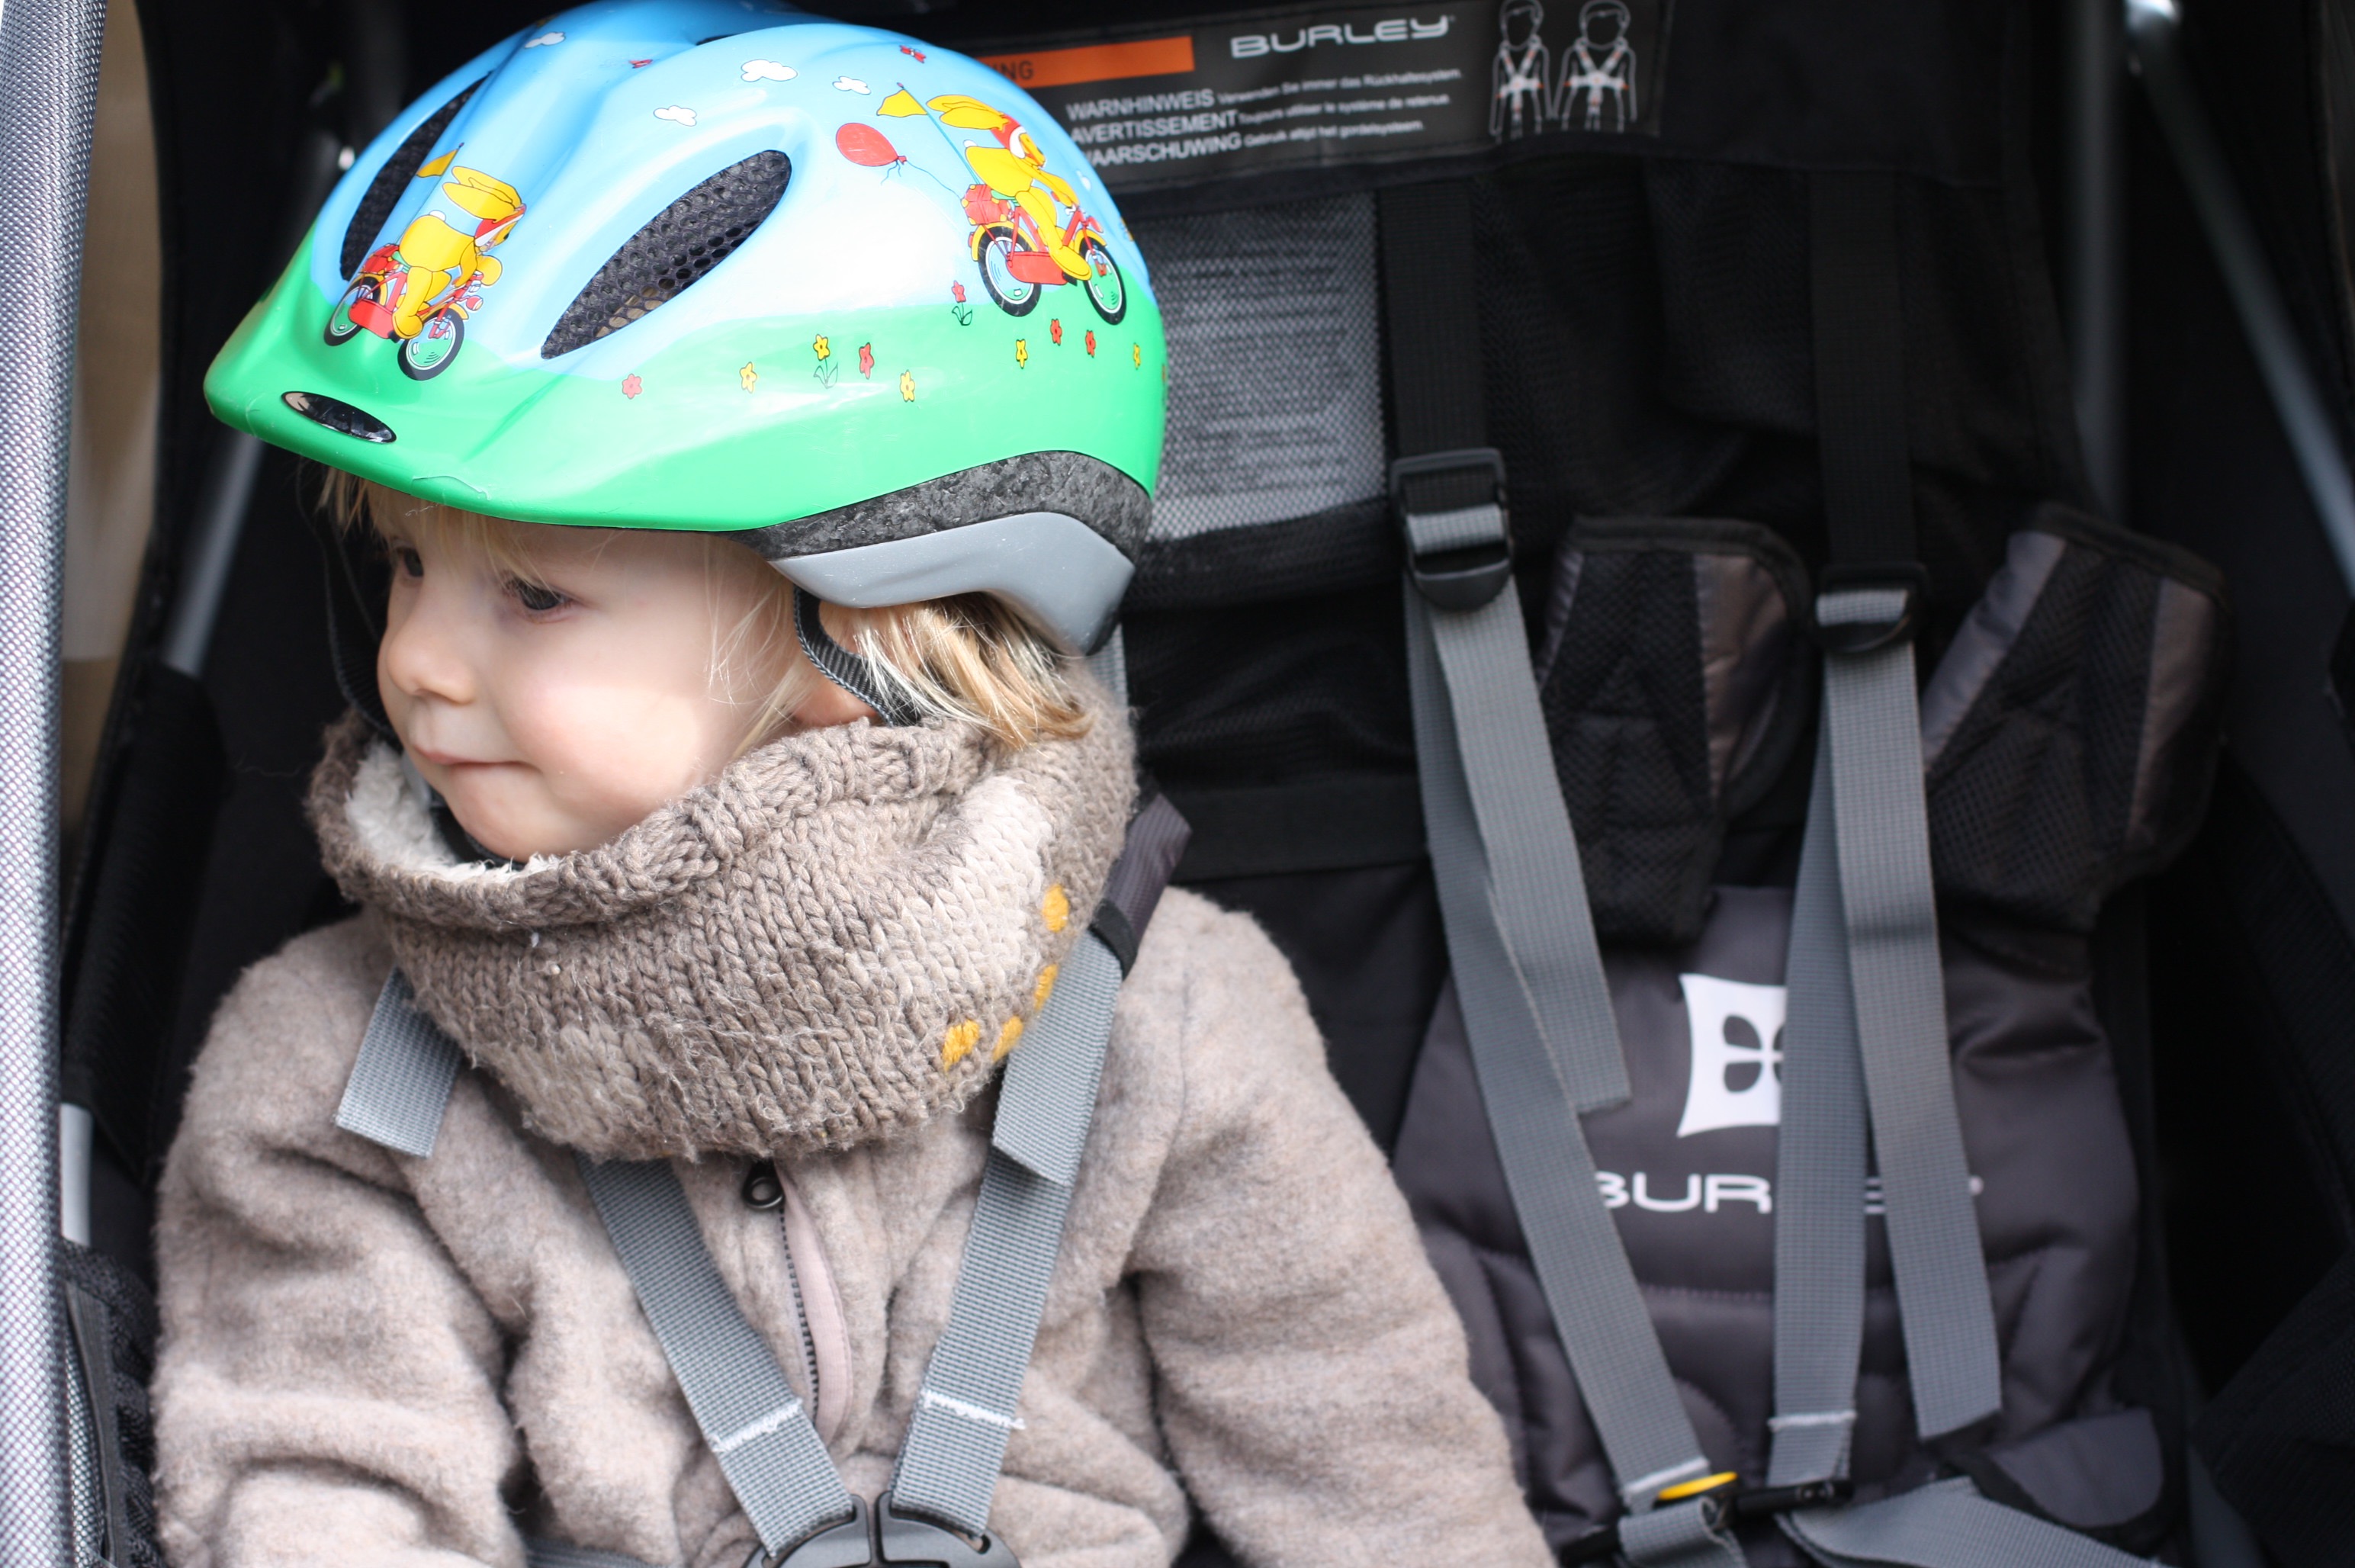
[153, 684, 1550, 1568]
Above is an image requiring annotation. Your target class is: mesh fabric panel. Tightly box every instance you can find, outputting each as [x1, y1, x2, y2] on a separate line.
[1133, 193, 1384, 541]
[541, 151, 791, 358]
[339, 81, 482, 280]
[1537, 546, 1714, 942]
[59, 1242, 159, 1568]
[1926, 522, 2227, 931]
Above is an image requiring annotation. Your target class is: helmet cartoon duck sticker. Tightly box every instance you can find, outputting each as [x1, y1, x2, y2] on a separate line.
[326, 154, 525, 380]
[843, 87, 1126, 321]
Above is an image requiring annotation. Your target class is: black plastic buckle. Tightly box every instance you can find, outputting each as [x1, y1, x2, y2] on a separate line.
[1556, 1478, 1852, 1563]
[875, 1492, 1019, 1567]
[751, 1493, 1020, 1568]
[1391, 448, 1512, 611]
[1813, 564, 1929, 654]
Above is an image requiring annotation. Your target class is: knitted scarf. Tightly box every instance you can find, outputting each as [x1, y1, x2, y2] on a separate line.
[307, 687, 1134, 1160]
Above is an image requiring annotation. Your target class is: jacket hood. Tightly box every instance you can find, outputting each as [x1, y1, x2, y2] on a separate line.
[308, 686, 1134, 1159]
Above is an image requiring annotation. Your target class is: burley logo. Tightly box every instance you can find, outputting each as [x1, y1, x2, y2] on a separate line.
[1675, 972, 1785, 1138]
[1229, 15, 1454, 56]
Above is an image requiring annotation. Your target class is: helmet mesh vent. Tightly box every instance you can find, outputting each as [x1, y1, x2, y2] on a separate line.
[540, 151, 792, 358]
[339, 79, 484, 279]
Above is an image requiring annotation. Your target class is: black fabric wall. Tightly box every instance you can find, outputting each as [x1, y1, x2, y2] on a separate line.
[76, 6, 2355, 1555]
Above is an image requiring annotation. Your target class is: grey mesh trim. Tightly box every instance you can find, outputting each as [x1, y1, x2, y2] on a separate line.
[791, 587, 920, 726]
[336, 969, 464, 1158]
[1406, 588, 1724, 1529]
[540, 151, 791, 358]
[1818, 589, 2002, 1441]
[744, 451, 1150, 563]
[1782, 1478, 2154, 1567]
[63, 1313, 101, 1568]
[0, 2, 101, 1557]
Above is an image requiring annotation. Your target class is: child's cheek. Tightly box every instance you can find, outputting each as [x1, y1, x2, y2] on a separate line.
[499, 650, 723, 829]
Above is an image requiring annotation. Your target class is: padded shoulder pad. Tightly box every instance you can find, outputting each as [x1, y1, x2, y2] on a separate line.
[1538, 518, 1814, 943]
[1921, 507, 2231, 932]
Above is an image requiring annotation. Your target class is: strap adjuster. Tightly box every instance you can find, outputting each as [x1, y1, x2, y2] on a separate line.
[1559, 1476, 1855, 1563]
[1392, 448, 1512, 611]
[1813, 564, 1930, 654]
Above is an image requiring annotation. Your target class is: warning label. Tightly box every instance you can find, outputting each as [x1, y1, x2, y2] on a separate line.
[975, 0, 1670, 191]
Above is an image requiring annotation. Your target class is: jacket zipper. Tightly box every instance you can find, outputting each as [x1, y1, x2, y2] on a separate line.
[776, 1207, 821, 1414]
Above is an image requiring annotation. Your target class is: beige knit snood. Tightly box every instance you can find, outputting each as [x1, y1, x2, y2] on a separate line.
[307, 678, 1135, 1161]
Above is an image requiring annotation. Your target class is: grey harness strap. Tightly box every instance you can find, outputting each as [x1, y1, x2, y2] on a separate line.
[1406, 502, 1629, 1110]
[1408, 600, 1737, 1568]
[891, 791, 1190, 1534]
[1816, 588, 2000, 1441]
[886, 944, 1114, 1531]
[1381, 179, 1727, 1563]
[336, 797, 1189, 1567]
[334, 969, 464, 1158]
[1760, 172, 2148, 1568]
[1766, 731, 1868, 1490]
[1785, 1478, 2155, 1568]
[575, 1157, 855, 1559]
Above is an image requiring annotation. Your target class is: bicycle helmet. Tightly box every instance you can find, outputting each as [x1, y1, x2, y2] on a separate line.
[205, 0, 1165, 652]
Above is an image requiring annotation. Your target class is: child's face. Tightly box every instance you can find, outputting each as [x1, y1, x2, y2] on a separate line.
[376, 516, 872, 860]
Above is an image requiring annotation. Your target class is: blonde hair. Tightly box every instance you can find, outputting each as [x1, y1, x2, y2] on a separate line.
[321, 471, 1092, 752]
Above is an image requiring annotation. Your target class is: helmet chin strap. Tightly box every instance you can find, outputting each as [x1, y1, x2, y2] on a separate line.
[793, 586, 922, 725]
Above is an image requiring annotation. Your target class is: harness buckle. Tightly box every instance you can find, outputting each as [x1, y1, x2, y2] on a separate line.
[875, 1492, 1019, 1568]
[748, 1493, 1021, 1568]
[1556, 1476, 1855, 1563]
[1392, 448, 1513, 611]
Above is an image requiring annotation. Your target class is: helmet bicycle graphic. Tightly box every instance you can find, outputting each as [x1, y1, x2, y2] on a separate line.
[205, 0, 1165, 651]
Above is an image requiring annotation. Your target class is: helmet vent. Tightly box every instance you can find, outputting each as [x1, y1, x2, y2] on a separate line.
[339, 79, 485, 280]
[540, 151, 792, 358]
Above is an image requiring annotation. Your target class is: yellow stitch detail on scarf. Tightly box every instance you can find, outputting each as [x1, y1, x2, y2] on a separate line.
[993, 1017, 1024, 1061]
[1042, 884, 1069, 933]
[941, 1019, 982, 1069]
[1033, 965, 1058, 1007]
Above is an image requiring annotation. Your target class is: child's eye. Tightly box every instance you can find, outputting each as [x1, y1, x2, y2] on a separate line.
[395, 547, 423, 578]
[508, 578, 568, 614]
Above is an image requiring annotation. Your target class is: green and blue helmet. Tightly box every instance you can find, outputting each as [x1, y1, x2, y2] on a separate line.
[206, 0, 1165, 652]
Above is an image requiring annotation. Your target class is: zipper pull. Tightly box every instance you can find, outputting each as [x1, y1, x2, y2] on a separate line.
[741, 1159, 784, 1211]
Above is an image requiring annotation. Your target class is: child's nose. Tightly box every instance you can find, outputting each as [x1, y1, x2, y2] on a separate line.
[378, 590, 479, 707]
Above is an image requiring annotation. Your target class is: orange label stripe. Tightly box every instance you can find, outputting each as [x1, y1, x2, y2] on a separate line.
[982, 35, 1197, 91]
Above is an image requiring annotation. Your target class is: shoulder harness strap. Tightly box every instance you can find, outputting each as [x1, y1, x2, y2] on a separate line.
[1380, 177, 1741, 1568]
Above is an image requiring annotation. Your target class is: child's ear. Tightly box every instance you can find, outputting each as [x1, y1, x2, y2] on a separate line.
[792, 677, 881, 731]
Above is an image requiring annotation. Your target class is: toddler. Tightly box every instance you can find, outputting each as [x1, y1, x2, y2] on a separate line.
[153, 8, 1550, 1568]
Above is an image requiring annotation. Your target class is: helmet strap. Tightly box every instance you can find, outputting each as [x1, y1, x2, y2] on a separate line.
[793, 586, 920, 725]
